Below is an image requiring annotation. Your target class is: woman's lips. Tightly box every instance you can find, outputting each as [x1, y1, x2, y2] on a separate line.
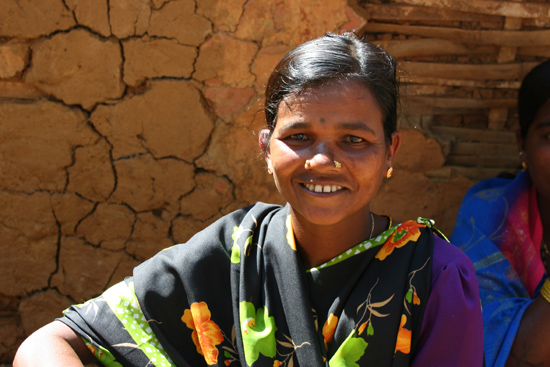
[303, 183, 343, 193]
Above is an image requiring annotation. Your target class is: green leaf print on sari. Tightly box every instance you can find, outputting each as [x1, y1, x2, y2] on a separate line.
[239, 301, 277, 365]
[329, 333, 368, 367]
[231, 223, 255, 264]
[230, 225, 241, 264]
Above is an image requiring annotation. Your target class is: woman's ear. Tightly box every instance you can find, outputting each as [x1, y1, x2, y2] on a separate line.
[516, 130, 528, 168]
[259, 129, 271, 156]
[516, 130, 526, 154]
[386, 131, 401, 167]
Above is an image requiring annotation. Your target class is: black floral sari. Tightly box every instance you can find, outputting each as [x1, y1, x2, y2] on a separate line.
[61, 203, 435, 367]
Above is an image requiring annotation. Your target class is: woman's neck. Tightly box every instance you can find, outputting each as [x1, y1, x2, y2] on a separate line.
[291, 211, 386, 269]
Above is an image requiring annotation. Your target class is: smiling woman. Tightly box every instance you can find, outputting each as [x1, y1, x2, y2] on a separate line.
[265, 82, 398, 267]
[14, 33, 483, 367]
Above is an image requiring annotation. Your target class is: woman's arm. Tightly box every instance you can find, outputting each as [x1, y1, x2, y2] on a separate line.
[412, 236, 484, 367]
[506, 296, 550, 366]
[13, 320, 96, 367]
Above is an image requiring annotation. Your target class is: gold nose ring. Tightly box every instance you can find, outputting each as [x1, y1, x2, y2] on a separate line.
[334, 160, 342, 169]
[305, 160, 311, 169]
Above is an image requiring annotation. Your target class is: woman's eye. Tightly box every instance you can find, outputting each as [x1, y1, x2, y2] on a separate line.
[288, 133, 308, 141]
[346, 135, 364, 143]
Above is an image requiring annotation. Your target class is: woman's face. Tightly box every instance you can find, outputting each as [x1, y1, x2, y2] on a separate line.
[522, 98, 550, 203]
[263, 82, 400, 227]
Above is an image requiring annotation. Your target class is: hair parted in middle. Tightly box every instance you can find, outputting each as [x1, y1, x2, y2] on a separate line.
[263, 32, 400, 145]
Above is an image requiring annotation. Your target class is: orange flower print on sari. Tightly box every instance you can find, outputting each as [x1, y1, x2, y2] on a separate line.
[394, 314, 411, 355]
[182, 302, 224, 365]
[375, 221, 424, 261]
[322, 313, 338, 350]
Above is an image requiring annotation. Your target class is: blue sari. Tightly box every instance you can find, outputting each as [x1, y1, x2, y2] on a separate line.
[450, 170, 544, 367]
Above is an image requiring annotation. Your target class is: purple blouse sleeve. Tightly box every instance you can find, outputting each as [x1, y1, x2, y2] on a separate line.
[412, 235, 484, 367]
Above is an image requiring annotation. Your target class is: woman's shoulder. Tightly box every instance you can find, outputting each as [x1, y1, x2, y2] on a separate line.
[431, 234, 476, 281]
[460, 171, 528, 210]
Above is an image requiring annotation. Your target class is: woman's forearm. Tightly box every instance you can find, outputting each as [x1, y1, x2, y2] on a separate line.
[14, 321, 95, 367]
[506, 296, 550, 367]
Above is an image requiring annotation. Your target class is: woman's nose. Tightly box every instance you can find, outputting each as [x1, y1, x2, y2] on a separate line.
[306, 144, 336, 170]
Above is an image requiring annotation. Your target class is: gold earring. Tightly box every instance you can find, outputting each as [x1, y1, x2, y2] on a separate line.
[519, 152, 527, 171]
[333, 160, 342, 169]
[386, 167, 393, 178]
[267, 163, 273, 174]
[305, 160, 311, 169]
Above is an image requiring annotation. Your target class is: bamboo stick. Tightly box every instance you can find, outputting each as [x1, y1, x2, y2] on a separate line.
[402, 77, 521, 89]
[401, 61, 539, 80]
[377, 38, 498, 57]
[356, 3, 499, 22]
[403, 96, 516, 109]
[429, 125, 516, 143]
[393, 0, 550, 19]
[363, 23, 550, 47]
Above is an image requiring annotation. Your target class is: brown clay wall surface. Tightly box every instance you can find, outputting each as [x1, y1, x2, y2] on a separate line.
[0, 0, 548, 364]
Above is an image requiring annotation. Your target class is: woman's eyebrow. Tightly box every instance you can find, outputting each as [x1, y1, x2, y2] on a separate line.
[337, 121, 376, 134]
[276, 121, 310, 133]
[535, 120, 550, 129]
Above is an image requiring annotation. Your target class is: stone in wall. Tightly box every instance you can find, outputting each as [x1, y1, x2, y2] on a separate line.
[371, 128, 471, 234]
[194, 33, 258, 88]
[112, 153, 195, 213]
[65, 0, 111, 37]
[0, 100, 95, 193]
[123, 38, 197, 86]
[0, 295, 25, 363]
[235, 0, 348, 46]
[180, 172, 234, 221]
[91, 80, 214, 161]
[0, 0, 75, 38]
[434, 176, 474, 236]
[196, 109, 283, 206]
[0, 40, 28, 79]
[340, 5, 367, 33]
[24, 29, 125, 110]
[51, 193, 95, 236]
[371, 172, 473, 236]
[18, 290, 73, 336]
[251, 45, 291, 93]
[76, 202, 135, 251]
[195, 120, 260, 190]
[106, 254, 141, 289]
[394, 129, 446, 173]
[67, 138, 116, 202]
[151, 0, 170, 9]
[51, 236, 126, 301]
[0, 192, 58, 296]
[196, 0, 247, 32]
[203, 86, 256, 122]
[110, 0, 151, 38]
[371, 171, 440, 226]
[171, 214, 220, 245]
[149, 1, 212, 46]
[125, 210, 174, 261]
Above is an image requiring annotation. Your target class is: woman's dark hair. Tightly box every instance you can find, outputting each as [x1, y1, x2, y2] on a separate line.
[264, 32, 399, 145]
[518, 60, 550, 139]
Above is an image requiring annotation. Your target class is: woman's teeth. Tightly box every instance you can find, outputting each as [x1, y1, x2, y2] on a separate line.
[304, 184, 342, 193]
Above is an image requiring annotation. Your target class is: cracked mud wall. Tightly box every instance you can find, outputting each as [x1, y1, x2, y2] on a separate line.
[4, 0, 544, 363]
[0, 0, 364, 362]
